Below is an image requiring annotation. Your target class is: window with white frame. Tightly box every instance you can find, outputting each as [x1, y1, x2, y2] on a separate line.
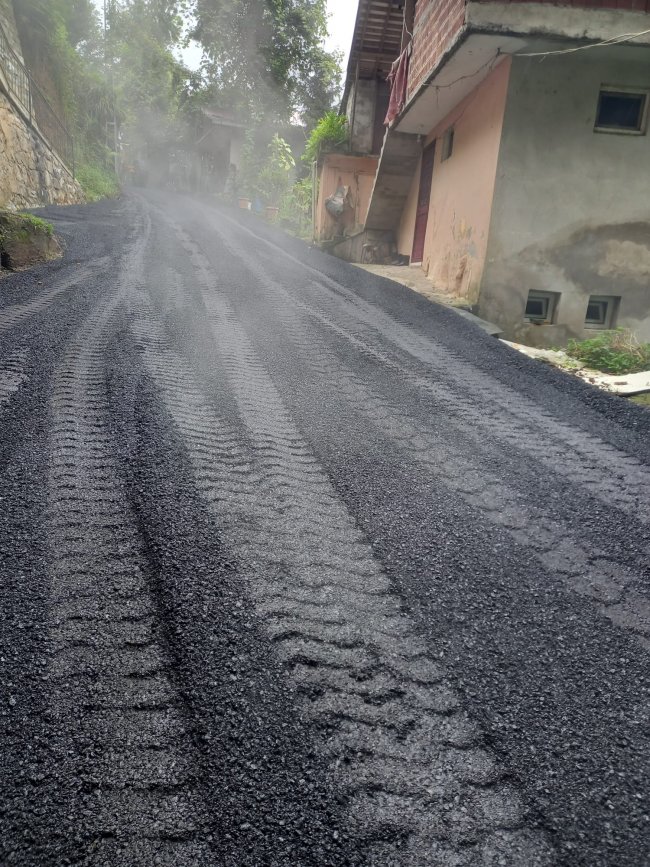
[525, 290, 559, 324]
[585, 295, 619, 329]
[595, 87, 648, 134]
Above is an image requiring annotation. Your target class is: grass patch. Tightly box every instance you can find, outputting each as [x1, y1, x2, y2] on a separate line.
[0, 210, 61, 270]
[566, 329, 650, 375]
[76, 164, 121, 202]
[630, 393, 650, 407]
[16, 213, 54, 236]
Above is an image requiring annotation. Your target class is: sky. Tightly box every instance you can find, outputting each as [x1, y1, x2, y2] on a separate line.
[91, 0, 357, 74]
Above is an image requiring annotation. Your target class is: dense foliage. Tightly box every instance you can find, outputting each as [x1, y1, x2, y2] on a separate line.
[11, 0, 343, 211]
[192, 0, 339, 124]
[303, 110, 347, 162]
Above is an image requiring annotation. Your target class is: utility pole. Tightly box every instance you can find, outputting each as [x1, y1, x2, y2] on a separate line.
[103, 0, 120, 179]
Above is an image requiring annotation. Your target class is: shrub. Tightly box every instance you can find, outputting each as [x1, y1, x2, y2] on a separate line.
[257, 135, 295, 205]
[566, 329, 650, 375]
[279, 176, 313, 239]
[303, 111, 348, 163]
[76, 164, 121, 202]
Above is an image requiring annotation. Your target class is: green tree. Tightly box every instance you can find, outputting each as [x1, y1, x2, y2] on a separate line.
[105, 2, 190, 153]
[192, 0, 340, 125]
[298, 48, 342, 131]
[257, 133, 295, 204]
[13, 0, 114, 168]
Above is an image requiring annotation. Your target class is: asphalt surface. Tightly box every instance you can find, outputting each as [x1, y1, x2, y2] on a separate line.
[0, 191, 648, 866]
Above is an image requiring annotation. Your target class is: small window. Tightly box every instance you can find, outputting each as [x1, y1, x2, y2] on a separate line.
[441, 127, 454, 161]
[595, 88, 648, 134]
[525, 290, 558, 324]
[585, 295, 619, 329]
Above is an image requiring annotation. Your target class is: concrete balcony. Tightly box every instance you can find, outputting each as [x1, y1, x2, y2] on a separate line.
[397, 0, 650, 135]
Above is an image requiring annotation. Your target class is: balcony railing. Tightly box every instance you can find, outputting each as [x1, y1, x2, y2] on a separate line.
[0, 21, 75, 176]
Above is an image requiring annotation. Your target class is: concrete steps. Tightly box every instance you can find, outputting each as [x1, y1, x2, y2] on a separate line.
[365, 130, 421, 232]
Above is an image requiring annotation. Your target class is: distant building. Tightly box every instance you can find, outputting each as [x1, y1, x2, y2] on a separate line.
[190, 108, 246, 195]
[324, 0, 650, 346]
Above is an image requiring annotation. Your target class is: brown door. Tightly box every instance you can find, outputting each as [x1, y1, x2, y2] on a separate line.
[411, 142, 435, 263]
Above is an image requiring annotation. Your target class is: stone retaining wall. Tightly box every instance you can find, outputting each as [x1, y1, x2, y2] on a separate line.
[0, 90, 84, 209]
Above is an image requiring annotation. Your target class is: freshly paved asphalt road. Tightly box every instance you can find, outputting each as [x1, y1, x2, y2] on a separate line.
[0, 191, 648, 866]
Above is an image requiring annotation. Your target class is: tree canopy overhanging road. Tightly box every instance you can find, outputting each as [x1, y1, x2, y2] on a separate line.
[0, 193, 648, 866]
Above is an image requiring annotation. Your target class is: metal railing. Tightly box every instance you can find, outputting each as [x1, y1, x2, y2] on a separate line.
[0, 21, 75, 175]
[30, 79, 74, 172]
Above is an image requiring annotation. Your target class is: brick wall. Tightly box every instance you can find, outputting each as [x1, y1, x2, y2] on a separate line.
[407, 0, 650, 98]
[408, 0, 467, 97]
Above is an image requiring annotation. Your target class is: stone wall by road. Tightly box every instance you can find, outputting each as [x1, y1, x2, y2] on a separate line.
[0, 0, 23, 61]
[0, 90, 84, 209]
[1, 1, 84, 209]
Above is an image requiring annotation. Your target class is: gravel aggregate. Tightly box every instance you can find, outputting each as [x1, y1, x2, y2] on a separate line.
[0, 191, 647, 866]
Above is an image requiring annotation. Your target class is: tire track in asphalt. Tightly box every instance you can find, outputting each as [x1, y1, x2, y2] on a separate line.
[209, 206, 650, 526]
[44, 205, 213, 865]
[130, 212, 554, 865]
[185, 207, 650, 652]
[0, 349, 27, 407]
[273, 324, 650, 651]
[0, 260, 109, 336]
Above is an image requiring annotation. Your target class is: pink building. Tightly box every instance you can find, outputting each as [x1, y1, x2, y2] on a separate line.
[335, 0, 650, 346]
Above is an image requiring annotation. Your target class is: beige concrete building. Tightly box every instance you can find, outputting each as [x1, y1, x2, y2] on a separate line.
[330, 0, 650, 346]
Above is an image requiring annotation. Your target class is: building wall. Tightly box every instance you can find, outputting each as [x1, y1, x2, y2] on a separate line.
[407, 0, 650, 107]
[475, 0, 650, 11]
[396, 160, 419, 258]
[479, 47, 650, 346]
[346, 79, 378, 154]
[397, 58, 511, 303]
[408, 0, 467, 97]
[315, 153, 379, 241]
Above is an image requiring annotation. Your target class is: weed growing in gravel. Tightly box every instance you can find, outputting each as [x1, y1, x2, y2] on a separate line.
[566, 329, 650, 375]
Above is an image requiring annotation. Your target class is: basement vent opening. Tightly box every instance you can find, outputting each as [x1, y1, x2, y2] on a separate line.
[595, 88, 648, 134]
[525, 290, 559, 324]
[585, 295, 619, 329]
